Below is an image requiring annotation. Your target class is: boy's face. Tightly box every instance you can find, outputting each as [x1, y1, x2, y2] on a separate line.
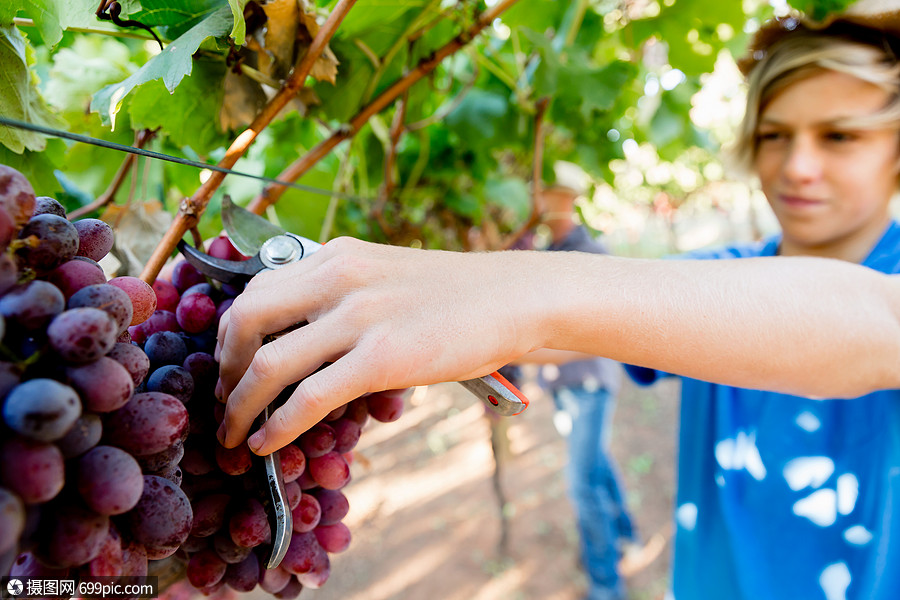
[754, 69, 900, 260]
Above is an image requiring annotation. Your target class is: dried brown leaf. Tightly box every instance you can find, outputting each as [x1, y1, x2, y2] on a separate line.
[260, 0, 300, 80]
[219, 70, 268, 130]
[101, 201, 173, 277]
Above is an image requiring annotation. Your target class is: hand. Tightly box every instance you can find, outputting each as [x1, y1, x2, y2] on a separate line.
[216, 237, 543, 455]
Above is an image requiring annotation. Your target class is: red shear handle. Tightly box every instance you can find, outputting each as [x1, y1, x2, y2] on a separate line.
[457, 371, 529, 416]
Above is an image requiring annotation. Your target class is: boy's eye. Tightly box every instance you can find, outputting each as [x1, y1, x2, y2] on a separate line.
[825, 131, 854, 142]
[756, 131, 784, 142]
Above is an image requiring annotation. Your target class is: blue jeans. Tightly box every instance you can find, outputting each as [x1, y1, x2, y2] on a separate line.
[553, 386, 635, 600]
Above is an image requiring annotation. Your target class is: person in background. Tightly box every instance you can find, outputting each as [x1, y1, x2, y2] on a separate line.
[216, 3, 900, 598]
[528, 162, 636, 600]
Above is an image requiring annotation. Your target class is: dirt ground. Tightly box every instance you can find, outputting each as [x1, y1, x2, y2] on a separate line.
[244, 369, 681, 600]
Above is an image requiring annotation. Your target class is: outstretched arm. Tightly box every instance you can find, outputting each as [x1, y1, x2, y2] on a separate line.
[216, 237, 900, 454]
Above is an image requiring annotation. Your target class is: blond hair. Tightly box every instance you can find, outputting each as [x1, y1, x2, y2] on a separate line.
[727, 31, 900, 176]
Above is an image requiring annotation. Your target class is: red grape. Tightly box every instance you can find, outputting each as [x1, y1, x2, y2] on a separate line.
[47, 307, 118, 364]
[124, 475, 193, 552]
[308, 451, 351, 490]
[3, 378, 81, 441]
[0, 165, 36, 226]
[104, 392, 189, 456]
[76, 445, 144, 515]
[108, 276, 156, 325]
[66, 357, 134, 412]
[73, 218, 114, 262]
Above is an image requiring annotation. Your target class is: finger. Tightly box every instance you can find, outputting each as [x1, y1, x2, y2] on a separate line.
[221, 318, 349, 448]
[248, 349, 374, 455]
[217, 272, 318, 402]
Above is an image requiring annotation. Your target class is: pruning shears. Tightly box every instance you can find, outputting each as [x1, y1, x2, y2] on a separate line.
[177, 197, 531, 567]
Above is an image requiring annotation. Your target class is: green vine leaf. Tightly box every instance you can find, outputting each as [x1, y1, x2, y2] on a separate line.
[90, 5, 233, 129]
[0, 25, 67, 154]
[227, 0, 248, 45]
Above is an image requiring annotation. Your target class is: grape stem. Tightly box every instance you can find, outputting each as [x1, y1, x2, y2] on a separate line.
[68, 129, 158, 221]
[139, 0, 360, 285]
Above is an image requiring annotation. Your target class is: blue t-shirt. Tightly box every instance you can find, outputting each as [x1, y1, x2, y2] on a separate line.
[626, 221, 900, 600]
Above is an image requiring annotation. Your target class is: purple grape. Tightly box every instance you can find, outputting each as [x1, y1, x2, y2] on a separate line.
[176, 292, 216, 334]
[76, 445, 144, 515]
[223, 551, 260, 592]
[135, 439, 184, 473]
[331, 417, 362, 453]
[212, 531, 253, 564]
[216, 297, 234, 323]
[33, 196, 66, 217]
[16, 213, 79, 271]
[47, 307, 118, 364]
[2, 378, 81, 442]
[313, 489, 349, 526]
[0, 280, 65, 330]
[183, 351, 216, 392]
[124, 475, 192, 552]
[103, 392, 189, 456]
[171, 260, 206, 293]
[146, 364, 194, 403]
[68, 283, 134, 336]
[66, 356, 134, 412]
[38, 503, 109, 568]
[182, 282, 217, 299]
[273, 576, 303, 599]
[56, 413, 103, 458]
[259, 565, 292, 594]
[73, 218, 114, 262]
[46, 259, 107, 299]
[366, 389, 405, 422]
[0, 487, 25, 554]
[107, 342, 150, 386]
[143, 330, 188, 369]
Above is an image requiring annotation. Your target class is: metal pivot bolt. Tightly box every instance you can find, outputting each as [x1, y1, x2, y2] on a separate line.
[260, 235, 303, 268]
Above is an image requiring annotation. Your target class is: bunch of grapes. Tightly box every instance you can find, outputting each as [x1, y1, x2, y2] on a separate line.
[0, 164, 407, 598]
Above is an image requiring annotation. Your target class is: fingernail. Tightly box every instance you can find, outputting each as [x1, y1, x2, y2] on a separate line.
[214, 342, 221, 361]
[248, 428, 265, 453]
[216, 422, 226, 446]
[215, 379, 223, 400]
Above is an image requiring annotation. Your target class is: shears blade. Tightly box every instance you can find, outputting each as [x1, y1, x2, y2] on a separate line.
[221, 195, 288, 256]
